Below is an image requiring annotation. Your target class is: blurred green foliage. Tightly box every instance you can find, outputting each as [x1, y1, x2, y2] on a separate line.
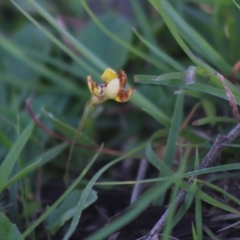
[1, 0, 240, 239]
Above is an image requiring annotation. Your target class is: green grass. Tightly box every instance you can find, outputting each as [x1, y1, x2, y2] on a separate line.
[0, 0, 240, 239]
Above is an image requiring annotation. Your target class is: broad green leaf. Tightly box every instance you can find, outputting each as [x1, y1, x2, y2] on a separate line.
[47, 190, 97, 234]
[80, 0, 166, 71]
[23, 0, 107, 71]
[0, 214, 23, 240]
[3, 23, 51, 82]
[78, 13, 132, 71]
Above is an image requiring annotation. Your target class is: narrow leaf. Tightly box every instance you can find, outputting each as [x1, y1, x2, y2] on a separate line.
[164, 93, 184, 167]
[47, 190, 97, 234]
[0, 122, 34, 193]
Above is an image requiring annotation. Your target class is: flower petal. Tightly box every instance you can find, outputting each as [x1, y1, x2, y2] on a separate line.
[101, 68, 118, 83]
[114, 87, 135, 102]
[88, 75, 106, 96]
[118, 70, 127, 88]
[87, 75, 97, 94]
[105, 78, 121, 99]
[88, 68, 134, 105]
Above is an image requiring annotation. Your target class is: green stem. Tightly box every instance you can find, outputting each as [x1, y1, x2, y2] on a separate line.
[64, 100, 95, 186]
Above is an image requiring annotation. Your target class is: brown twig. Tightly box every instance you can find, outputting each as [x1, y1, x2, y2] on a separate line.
[145, 123, 240, 240]
[25, 98, 128, 156]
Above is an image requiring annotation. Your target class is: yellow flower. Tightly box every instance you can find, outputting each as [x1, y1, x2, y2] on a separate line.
[87, 68, 134, 105]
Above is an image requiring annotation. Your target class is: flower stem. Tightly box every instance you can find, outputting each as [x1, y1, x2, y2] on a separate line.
[64, 100, 95, 187]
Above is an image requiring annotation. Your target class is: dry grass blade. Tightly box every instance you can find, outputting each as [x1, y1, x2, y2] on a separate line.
[215, 72, 240, 122]
[231, 61, 240, 79]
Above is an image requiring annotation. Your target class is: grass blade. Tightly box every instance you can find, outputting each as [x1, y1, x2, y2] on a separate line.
[86, 181, 172, 240]
[80, 0, 166, 71]
[11, 0, 171, 129]
[0, 121, 34, 194]
[195, 191, 203, 240]
[4, 160, 41, 190]
[5, 143, 68, 189]
[233, 0, 240, 10]
[24, 0, 107, 71]
[150, 0, 230, 72]
[22, 144, 103, 238]
[0, 35, 80, 95]
[164, 93, 184, 167]
[11, 0, 100, 79]
[149, 0, 238, 96]
[146, 132, 240, 214]
[135, 73, 240, 105]
[133, 29, 184, 71]
[63, 144, 145, 240]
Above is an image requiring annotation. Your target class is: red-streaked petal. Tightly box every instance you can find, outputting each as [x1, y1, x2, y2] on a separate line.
[118, 69, 127, 88]
[87, 75, 98, 94]
[114, 87, 135, 102]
